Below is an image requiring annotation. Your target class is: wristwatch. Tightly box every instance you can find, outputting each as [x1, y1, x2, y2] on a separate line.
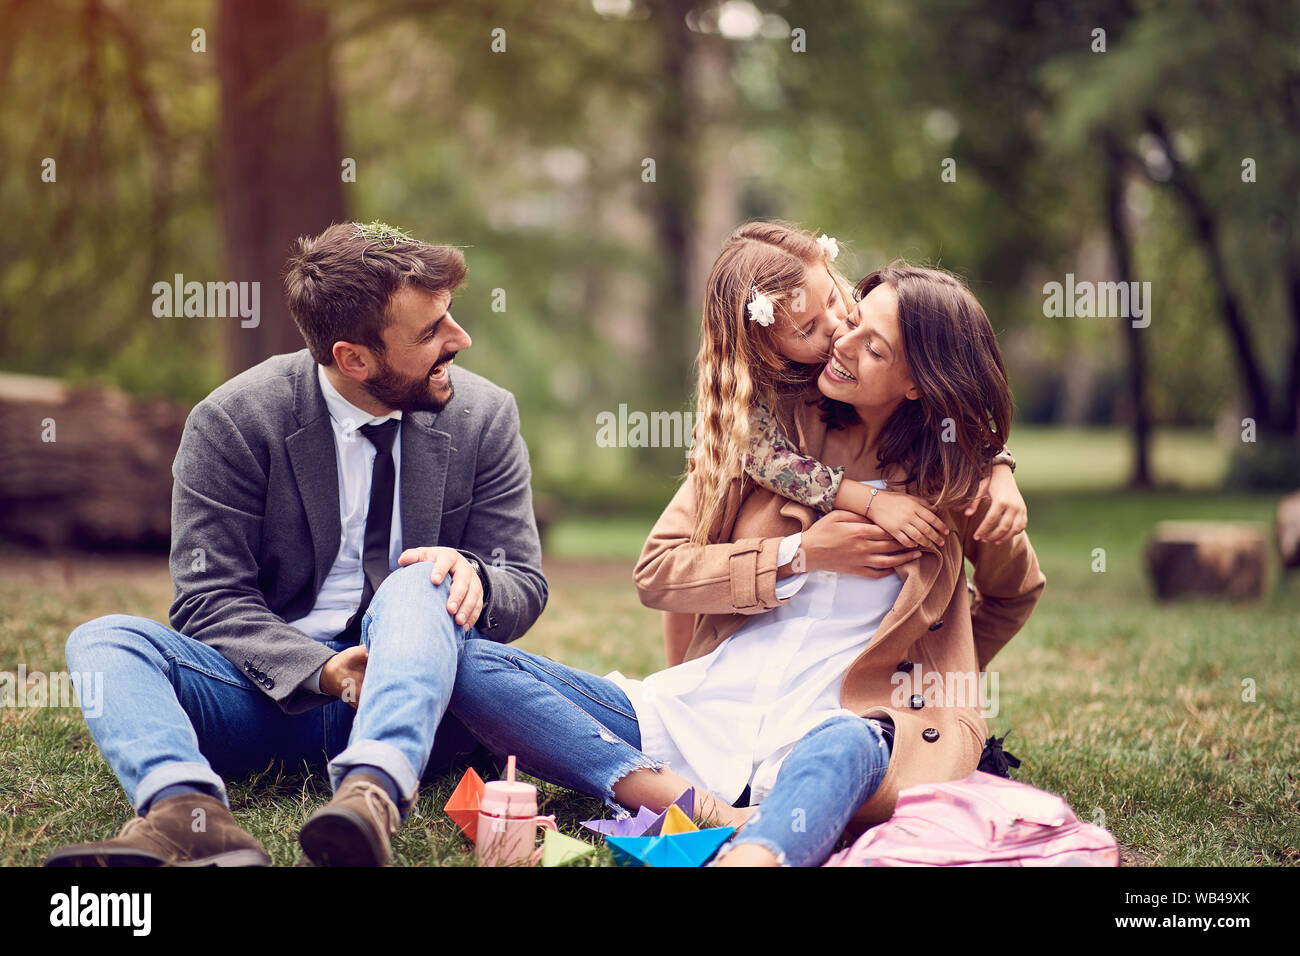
[456, 550, 495, 631]
[990, 448, 1016, 473]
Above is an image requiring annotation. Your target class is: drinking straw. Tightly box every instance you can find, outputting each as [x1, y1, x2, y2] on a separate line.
[506, 755, 516, 783]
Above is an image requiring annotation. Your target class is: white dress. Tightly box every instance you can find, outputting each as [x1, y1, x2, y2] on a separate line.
[607, 480, 902, 805]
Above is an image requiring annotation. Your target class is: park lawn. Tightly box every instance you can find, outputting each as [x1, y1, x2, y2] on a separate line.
[2, 424, 1298, 865]
[0, 555, 624, 868]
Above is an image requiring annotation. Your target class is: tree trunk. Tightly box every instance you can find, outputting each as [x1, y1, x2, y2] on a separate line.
[644, 0, 699, 406]
[1104, 132, 1152, 489]
[1143, 114, 1275, 432]
[215, 0, 347, 376]
[1281, 234, 1300, 436]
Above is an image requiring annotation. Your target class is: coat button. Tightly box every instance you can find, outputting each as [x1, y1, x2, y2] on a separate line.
[922, 728, 940, 742]
[909, 694, 925, 709]
[929, 618, 944, 631]
[896, 661, 914, 673]
[263, 678, 275, 689]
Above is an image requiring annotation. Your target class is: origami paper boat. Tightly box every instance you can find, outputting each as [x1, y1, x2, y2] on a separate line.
[607, 826, 735, 867]
[541, 829, 596, 867]
[658, 804, 697, 835]
[580, 804, 658, 838]
[580, 786, 696, 838]
[443, 766, 485, 844]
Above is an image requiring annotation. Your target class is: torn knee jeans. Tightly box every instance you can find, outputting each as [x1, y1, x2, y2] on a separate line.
[449, 639, 665, 815]
[713, 713, 891, 867]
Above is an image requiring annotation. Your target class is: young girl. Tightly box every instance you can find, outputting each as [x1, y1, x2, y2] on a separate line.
[666, 220, 1026, 663]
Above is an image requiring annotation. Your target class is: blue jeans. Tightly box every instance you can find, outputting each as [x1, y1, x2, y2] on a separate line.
[450, 639, 891, 867]
[65, 561, 475, 816]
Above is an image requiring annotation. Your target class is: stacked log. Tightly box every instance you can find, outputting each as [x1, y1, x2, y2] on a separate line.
[0, 374, 186, 550]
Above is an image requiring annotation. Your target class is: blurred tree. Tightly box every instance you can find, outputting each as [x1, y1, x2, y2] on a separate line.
[4, 0, 1296, 506]
[1104, 128, 1151, 488]
[216, 0, 347, 373]
[643, 0, 705, 405]
[1045, 0, 1300, 485]
[0, 0, 223, 403]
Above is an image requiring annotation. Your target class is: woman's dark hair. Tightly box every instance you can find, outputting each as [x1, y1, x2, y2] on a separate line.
[817, 263, 1013, 507]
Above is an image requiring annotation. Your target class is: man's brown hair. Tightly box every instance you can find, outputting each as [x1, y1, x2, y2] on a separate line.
[283, 222, 467, 365]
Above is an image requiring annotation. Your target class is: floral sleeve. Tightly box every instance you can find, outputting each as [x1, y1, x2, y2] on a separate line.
[991, 447, 1016, 471]
[743, 399, 843, 513]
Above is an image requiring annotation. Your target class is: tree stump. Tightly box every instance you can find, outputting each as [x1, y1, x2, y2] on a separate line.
[1145, 521, 1268, 600]
[1277, 492, 1300, 570]
[0, 374, 187, 550]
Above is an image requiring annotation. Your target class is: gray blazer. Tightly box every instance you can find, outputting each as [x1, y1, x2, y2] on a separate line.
[167, 348, 548, 715]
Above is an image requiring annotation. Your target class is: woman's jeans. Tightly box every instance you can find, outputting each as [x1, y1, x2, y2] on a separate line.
[451, 639, 891, 867]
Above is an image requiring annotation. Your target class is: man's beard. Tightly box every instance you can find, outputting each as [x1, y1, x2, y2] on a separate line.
[361, 352, 454, 413]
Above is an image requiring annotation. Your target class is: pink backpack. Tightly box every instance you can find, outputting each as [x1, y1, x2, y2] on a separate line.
[824, 770, 1119, 867]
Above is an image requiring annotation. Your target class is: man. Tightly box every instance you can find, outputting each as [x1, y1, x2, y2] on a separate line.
[45, 222, 547, 867]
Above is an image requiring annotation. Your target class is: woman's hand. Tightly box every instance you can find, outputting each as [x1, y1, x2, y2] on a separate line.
[798, 510, 923, 579]
[965, 464, 1027, 544]
[863, 489, 948, 549]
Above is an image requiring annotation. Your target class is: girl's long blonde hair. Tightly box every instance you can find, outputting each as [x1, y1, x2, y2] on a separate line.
[687, 220, 850, 544]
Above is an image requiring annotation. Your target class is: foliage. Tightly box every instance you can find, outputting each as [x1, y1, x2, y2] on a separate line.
[2, 0, 1295, 496]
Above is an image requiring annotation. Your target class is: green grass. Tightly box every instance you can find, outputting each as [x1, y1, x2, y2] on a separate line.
[2, 427, 1298, 866]
[1006, 425, 1231, 492]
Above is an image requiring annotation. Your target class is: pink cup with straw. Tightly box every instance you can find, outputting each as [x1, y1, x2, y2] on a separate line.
[475, 756, 557, 867]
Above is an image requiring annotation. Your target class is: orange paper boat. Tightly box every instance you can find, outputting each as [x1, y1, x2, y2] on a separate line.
[444, 766, 485, 843]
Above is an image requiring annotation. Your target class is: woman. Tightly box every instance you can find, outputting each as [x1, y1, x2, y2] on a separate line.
[450, 264, 1045, 866]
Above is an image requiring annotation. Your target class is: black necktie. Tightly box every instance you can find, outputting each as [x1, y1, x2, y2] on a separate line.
[338, 419, 400, 642]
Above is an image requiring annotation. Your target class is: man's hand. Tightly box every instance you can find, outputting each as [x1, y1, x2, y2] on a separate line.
[797, 510, 923, 579]
[321, 645, 368, 709]
[397, 546, 485, 628]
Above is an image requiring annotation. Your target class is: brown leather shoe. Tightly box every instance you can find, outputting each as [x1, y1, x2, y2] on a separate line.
[297, 773, 402, 867]
[43, 793, 272, 867]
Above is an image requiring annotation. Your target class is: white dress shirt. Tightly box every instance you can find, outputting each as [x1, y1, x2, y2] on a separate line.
[288, 365, 404, 691]
[606, 480, 901, 806]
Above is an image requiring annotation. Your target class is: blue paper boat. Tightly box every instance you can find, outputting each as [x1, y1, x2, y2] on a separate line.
[607, 826, 735, 867]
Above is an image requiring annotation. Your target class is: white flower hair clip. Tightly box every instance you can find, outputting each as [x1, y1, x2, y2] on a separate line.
[747, 287, 776, 327]
[817, 234, 840, 261]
